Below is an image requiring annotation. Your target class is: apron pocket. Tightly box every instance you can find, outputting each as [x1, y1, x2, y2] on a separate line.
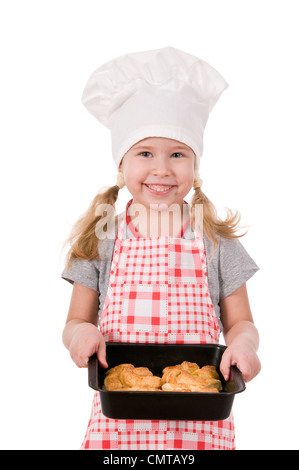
[120, 284, 168, 333]
[169, 239, 205, 285]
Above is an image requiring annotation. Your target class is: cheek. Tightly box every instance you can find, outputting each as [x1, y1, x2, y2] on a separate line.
[178, 166, 194, 189]
[124, 164, 145, 188]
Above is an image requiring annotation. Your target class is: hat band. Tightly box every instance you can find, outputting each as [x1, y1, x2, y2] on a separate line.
[113, 125, 202, 168]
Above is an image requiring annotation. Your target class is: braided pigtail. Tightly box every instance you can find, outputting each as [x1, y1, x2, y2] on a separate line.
[64, 172, 125, 268]
[190, 174, 245, 252]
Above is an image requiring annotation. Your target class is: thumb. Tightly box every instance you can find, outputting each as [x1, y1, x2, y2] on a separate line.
[97, 338, 108, 369]
[220, 349, 232, 381]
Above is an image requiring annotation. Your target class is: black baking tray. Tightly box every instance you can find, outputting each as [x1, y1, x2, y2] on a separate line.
[88, 342, 245, 421]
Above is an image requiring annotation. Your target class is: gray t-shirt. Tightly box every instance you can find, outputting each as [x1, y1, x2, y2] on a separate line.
[62, 213, 259, 331]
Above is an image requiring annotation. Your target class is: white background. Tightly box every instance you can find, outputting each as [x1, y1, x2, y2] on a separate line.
[1, 0, 298, 450]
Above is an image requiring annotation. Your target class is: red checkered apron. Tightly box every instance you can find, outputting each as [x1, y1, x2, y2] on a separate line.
[82, 205, 235, 450]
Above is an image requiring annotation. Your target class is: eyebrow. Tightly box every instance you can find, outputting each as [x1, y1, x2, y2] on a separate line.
[132, 144, 192, 152]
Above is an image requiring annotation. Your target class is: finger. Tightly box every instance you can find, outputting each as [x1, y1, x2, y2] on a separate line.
[97, 342, 108, 369]
[97, 351, 108, 368]
[71, 352, 89, 368]
[237, 362, 251, 382]
[78, 355, 89, 368]
[220, 349, 232, 381]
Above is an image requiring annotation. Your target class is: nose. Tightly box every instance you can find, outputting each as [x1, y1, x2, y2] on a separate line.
[152, 156, 171, 177]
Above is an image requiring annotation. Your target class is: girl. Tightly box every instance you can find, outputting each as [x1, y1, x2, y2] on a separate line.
[62, 47, 261, 450]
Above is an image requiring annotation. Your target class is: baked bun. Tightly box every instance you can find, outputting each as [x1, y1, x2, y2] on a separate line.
[161, 361, 222, 393]
[104, 363, 162, 391]
[103, 361, 222, 393]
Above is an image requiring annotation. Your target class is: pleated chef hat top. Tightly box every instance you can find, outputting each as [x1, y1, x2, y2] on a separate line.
[82, 46, 228, 169]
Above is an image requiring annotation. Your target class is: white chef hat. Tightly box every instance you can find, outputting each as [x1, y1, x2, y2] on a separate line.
[82, 46, 228, 169]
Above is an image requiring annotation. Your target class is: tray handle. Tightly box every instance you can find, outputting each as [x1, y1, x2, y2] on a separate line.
[225, 365, 246, 393]
[88, 354, 101, 391]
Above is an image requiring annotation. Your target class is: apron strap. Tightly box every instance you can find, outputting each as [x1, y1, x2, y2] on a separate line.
[124, 199, 192, 239]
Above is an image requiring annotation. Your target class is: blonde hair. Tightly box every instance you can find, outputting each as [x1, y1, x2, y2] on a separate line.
[64, 185, 120, 268]
[64, 183, 245, 268]
[190, 186, 245, 254]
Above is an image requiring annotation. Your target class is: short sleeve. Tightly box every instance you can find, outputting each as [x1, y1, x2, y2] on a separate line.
[61, 258, 100, 292]
[218, 238, 259, 299]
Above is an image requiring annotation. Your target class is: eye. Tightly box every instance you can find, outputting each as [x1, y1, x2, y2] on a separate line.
[171, 152, 183, 158]
[140, 151, 152, 158]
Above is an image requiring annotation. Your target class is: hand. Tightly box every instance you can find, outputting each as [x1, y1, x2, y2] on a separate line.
[68, 322, 108, 369]
[220, 340, 261, 383]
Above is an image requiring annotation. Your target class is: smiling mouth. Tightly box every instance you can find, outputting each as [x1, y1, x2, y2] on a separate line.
[144, 184, 175, 193]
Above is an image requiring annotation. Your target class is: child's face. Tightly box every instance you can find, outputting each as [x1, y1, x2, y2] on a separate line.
[120, 137, 195, 211]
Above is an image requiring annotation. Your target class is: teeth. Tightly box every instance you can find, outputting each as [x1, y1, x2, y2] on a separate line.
[147, 185, 172, 192]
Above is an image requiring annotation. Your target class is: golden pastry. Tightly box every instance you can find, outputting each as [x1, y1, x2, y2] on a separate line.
[104, 363, 162, 391]
[104, 363, 134, 391]
[103, 361, 222, 393]
[161, 383, 190, 392]
[162, 383, 219, 393]
[161, 361, 222, 393]
[112, 386, 162, 391]
[119, 367, 162, 389]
